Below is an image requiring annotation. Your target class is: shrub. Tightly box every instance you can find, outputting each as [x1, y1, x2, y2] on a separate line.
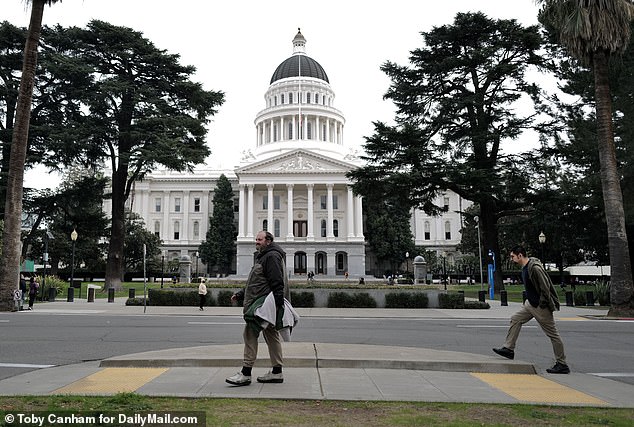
[573, 289, 586, 306]
[385, 292, 428, 308]
[217, 290, 235, 307]
[148, 288, 214, 306]
[595, 281, 610, 306]
[290, 291, 315, 308]
[438, 292, 465, 309]
[125, 297, 147, 306]
[328, 292, 376, 308]
[463, 300, 490, 309]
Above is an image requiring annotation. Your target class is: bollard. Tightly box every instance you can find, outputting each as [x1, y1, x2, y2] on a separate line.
[67, 287, 74, 302]
[478, 290, 486, 302]
[108, 288, 115, 303]
[522, 290, 527, 303]
[586, 290, 594, 306]
[500, 290, 508, 306]
[87, 287, 95, 302]
[48, 287, 56, 302]
[565, 291, 574, 307]
[129, 288, 135, 299]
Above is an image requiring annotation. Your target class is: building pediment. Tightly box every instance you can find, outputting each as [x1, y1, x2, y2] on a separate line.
[235, 149, 356, 175]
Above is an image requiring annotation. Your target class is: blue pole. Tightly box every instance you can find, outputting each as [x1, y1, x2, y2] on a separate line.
[488, 250, 496, 300]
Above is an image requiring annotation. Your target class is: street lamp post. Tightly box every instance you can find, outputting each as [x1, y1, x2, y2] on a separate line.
[539, 231, 546, 263]
[474, 216, 484, 291]
[70, 229, 78, 297]
[195, 251, 199, 280]
[405, 251, 409, 279]
[161, 250, 165, 289]
[42, 229, 54, 301]
[442, 251, 447, 291]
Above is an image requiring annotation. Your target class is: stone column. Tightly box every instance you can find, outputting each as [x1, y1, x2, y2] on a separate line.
[182, 191, 190, 242]
[327, 184, 334, 241]
[355, 195, 363, 237]
[247, 184, 254, 238]
[347, 186, 354, 238]
[162, 191, 170, 240]
[238, 184, 245, 237]
[286, 184, 294, 240]
[267, 184, 274, 232]
[307, 183, 314, 240]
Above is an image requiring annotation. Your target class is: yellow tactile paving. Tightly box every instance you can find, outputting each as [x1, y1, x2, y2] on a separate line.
[53, 368, 168, 394]
[471, 373, 608, 405]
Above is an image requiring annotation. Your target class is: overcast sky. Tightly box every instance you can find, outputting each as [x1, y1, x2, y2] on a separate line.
[6, 0, 542, 189]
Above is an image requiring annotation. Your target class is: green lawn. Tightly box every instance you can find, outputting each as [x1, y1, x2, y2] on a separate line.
[1, 394, 633, 427]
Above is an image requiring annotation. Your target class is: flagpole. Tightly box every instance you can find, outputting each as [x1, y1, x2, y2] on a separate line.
[298, 48, 302, 140]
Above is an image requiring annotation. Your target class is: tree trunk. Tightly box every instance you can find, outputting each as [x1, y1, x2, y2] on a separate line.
[0, 1, 45, 311]
[104, 166, 127, 291]
[593, 50, 634, 317]
[480, 198, 504, 292]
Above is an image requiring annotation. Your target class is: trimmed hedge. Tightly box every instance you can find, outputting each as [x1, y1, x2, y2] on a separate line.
[217, 290, 234, 307]
[148, 289, 215, 306]
[385, 292, 428, 308]
[290, 291, 315, 308]
[438, 292, 465, 309]
[327, 292, 377, 308]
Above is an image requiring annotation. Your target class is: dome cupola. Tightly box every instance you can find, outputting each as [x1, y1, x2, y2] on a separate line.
[270, 29, 329, 84]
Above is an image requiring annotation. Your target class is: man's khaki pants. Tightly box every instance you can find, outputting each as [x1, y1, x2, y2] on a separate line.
[243, 324, 283, 368]
[504, 301, 567, 365]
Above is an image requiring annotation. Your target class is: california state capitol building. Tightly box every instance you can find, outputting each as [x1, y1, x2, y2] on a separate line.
[112, 30, 469, 279]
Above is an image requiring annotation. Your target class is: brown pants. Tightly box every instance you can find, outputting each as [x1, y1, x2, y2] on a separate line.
[504, 301, 567, 365]
[242, 324, 283, 368]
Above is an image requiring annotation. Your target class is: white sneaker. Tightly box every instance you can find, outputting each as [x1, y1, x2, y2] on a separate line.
[257, 371, 284, 383]
[225, 371, 251, 386]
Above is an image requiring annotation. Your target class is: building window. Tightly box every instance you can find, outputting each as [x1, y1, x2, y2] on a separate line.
[445, 221, 451, 240]
[288, 122, 293, 139]
[289, 92, 293, 103]
[193, 221, 199, 239]
[263, 195, 268, 210]
[320, 195, 327, 210]
[336, 253, 345, 271]
[322, 124, 326, 141]
[274, 124, 278, 141]
[274, 96, 278, 106]
[307, 93, 311, 104]
[307, 122, 312, 139]
[194, 197, 200, 212]
[321, 219, 327, 237]
[154, 221, 160, 238]
[234, 199, 239, 213]
[315, 94, 319, 104]
[155, 198, 161, 212]
[293, 221, 307, 237]
[274, 219, 280, 237]
[333, 195, 338, 210]
[333, 219, 339, 237]
[175, 197, 181, 213]
[281, 94, 285, 104]
[174, 221, 180, 240]
[273, 195, 281, 210]
[263, 219, 268, 231]
[443, 196, 450, 211]
[424, 221, 430, 240]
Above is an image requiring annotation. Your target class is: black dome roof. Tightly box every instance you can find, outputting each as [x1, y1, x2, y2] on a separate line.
[270, 55, 329, 84]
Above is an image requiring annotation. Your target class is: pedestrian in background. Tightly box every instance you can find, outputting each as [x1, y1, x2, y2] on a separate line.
[27, 276, 39, 310]
[19, 274, 27, 302]
[493, 245, 570, 374]
[198, 279, 207, 311]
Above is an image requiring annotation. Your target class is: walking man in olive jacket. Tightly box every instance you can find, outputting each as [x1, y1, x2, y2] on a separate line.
[226, 230, 289, 386]
[493, 245, 570, 374]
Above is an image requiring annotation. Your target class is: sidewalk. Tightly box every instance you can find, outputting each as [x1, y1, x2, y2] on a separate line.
[1, 299, 633, 407]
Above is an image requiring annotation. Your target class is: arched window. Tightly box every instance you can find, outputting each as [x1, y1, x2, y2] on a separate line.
[281, 94, 285, 104]
[321, 219, 327, 237]
[274, 219, 280, 237]
[193, 221, 199, 239]
[333, 219, 339, 237]
[424, 221, 431, 240]
[445, 221, 451, 240]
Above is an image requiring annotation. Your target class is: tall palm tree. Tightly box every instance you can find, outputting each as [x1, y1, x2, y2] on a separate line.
[0, 0, 62, 311]
[537, 0, 634, 316]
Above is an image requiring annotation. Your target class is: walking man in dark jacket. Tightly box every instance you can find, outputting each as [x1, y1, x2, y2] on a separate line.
[493, 245, 570, 374]
[226, 230, 289, 386]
